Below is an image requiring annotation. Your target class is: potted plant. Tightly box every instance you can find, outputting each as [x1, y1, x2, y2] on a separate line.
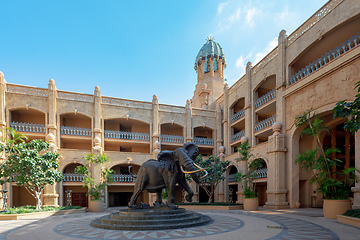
[235, 141, 263, 211]
[75, 153, 113, 212]
[295, 110, 359, 219]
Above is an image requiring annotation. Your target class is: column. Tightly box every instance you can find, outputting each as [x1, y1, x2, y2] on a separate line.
[93, 86, 102, 145]
[264, 122, 289, 209]
[217, 146, 226, 202]
[43, 79, 59, 207]
[185, 100, 192, 142]
[244, 62, 254, 146]
[215, 104, 222, 157]
[0, 72, 6, 130]
[152, 95, 159, 151]
[217, 57, 223, 78]
[210, 57, 214, 77]
[236, 137, 248, 204]
[352, 131, 360, 209]
[223, 84, 230, 153]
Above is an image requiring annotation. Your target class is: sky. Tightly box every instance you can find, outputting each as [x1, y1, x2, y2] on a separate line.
[0, 0, 328, 106]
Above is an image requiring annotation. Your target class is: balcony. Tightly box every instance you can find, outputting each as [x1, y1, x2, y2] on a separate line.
[10, 122, 45, 133]
[63, 173, 84, 182]
[193, 137, 214, 146]
[111, 174, 137, 183]
[231, 109, 245, 123]
[289, 32, 360, 85]
[231, 130, 245, 143]
[253, 168, 267, 179]
[60, 126, 91, 137]
[254, 89, 276, 109]
[160, 134, 183, 144]
[104, 130, 150, 141]
[254, 115, 276, 132]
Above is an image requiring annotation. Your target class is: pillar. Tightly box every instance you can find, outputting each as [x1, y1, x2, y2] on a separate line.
[223, 84, 230, 153]
[43, 79, 59, 207]
[352, 131, 360, 209]
[217, 146, 226, 202]
[244, 62, 254, 146]
[0, 72, 6, 130]
[264, 122, 289, 209]
[185, 100, 192, 142]
[215, 104, 223, 156]
[236, 137, 248, 204]
[210, 58, 214, 77]
[152, 94, 159, 150]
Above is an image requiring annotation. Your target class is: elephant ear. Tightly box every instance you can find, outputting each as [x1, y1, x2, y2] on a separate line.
[157, 150, 178, 172]
[183, 142, 198, 156]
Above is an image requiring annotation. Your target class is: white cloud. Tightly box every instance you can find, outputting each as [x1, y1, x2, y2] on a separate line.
[245, 7, 260, 27]
[254, 37, 278, 64]
[228, 8, 241, 23]
[217, 2, 228, 15]
[235, 51, 253, 75]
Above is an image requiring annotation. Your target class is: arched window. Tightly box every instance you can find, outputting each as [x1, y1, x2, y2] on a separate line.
[214, 58, 218, 71]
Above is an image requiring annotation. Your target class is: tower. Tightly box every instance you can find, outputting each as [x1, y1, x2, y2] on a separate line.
[192, 37, 226, 110]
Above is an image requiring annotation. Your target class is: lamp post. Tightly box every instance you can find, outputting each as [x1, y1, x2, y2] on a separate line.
[1, 190, 8, 212]
[65, 190, 72, 206]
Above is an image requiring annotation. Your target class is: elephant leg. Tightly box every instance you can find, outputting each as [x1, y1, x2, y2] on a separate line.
[156, 190, 163, 203]
[128, 176, 147, 208]
[166, 178, 178, 209]
[178, 178, 194, 202]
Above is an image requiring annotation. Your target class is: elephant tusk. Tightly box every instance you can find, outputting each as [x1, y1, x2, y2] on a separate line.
[180, 165, 202, 174]
[193, 163, 208, 179]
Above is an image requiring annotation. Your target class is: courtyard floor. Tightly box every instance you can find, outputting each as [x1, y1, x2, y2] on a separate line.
[0, 207, 359, 240]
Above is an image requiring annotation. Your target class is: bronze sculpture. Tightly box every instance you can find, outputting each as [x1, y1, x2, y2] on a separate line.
[128, 142, 207, 209]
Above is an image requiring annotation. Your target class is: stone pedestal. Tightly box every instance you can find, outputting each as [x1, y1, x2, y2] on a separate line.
[264, 123, 289, 209]
[236, 190, 244, 204]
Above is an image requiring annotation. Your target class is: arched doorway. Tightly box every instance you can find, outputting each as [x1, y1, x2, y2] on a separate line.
[228, 165, 238, 203]
[252, 158, 267, 206]
[63, 163, 88, 207]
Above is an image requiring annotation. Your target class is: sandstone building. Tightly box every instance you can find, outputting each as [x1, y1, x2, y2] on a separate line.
[0, 0, 359, 210]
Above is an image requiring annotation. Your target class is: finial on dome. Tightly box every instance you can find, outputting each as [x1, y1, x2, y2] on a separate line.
[206, 35, 214, 42]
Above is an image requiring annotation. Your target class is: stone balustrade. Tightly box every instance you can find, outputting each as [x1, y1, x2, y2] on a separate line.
[160, 134, 184, 143]
[60, 126, 92, 137]
[253, 168, 267, 179]
[254, 89, 276, 109]
[228, 173, 237, 182]
[289, 32, 360, 85]
[231, 130, 245, 143]
[104, 130, 150, 141]
[193, 137, 214, 146]
[9, 121, 45, 133]
[254, 115, 276, 132]
[63, 173, 84, 182]
[231, 109, 245, 123]
[111, 174, 137, 183]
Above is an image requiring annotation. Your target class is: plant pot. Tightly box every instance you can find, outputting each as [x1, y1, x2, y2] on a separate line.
[89, 199, 105, 212]
[244, 198, 258, 211]
[323, 199, 351, 219]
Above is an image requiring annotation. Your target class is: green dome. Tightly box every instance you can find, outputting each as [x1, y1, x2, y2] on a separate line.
[195, 37, 226, 70]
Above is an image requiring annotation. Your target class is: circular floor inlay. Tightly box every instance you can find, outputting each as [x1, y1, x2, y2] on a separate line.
[54, 214, 244, 239]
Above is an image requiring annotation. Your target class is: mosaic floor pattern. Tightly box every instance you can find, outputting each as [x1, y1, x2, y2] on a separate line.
[54, 214, 244, 239]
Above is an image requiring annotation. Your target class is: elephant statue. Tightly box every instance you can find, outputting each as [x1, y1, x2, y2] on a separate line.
[128, 142, 207, 209]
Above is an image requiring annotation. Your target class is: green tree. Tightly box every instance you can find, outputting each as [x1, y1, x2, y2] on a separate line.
[188, 155, 230, 203]
[295, 109, 359, 199]
[0, 137, 62, 210]
[333, 81, 360, 133]
[75, 153, 113, 200]
[235, 142, 263, 198]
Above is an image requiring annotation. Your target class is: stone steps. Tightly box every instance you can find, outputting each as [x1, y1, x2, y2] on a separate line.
[90, 207, 212, 230]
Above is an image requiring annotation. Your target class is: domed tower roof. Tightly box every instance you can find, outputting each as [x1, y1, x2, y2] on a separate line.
[194, 36, 226, 70]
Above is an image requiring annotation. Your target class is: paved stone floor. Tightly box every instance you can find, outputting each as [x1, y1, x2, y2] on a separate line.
[0, 208, 359, 240]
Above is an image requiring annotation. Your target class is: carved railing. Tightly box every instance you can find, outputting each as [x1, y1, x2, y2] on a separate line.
[253, 168, 267, 179]
[254, 89, 276, 109]
[102, 96, 152, 110]
[158, 104, 185, 114]
[289, 32, 360, 85]
[160, 134, 184, 144]
[104, 130, 150, 141]
[228, 173, 237, 182]
[287, 0, 344, 46]
[60, 126, 92, 137]
[231, 130, 245, 143]
[111, 174, 137, 183]
[231, 109, 245, 123]
[254, 115, 276, 132]
[6, 84, 48, 97]
[253, 47, 278, 75]
[193, 137, 214, 146]
[63, 173, 84, 182]
[9, 122, 45, 133]
[57, 91, 93, 102]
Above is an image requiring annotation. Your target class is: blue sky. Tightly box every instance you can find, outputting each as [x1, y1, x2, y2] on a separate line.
[0, 0, 327, 106]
